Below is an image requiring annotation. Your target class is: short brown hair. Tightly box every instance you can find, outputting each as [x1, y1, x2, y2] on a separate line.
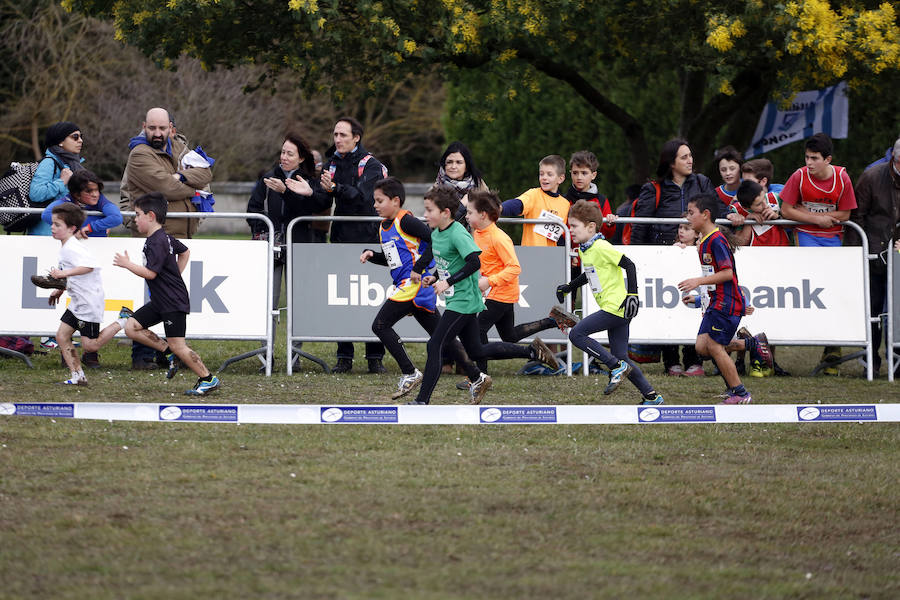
[569, 150, 598, 172]
[540, 154, 566, 176]
[423, 185, 459, 215]
[52, 202, 85, 229]
[567, 199, 602, 230]
[468, 189, 501, 222]
[741, 158, 774, 183]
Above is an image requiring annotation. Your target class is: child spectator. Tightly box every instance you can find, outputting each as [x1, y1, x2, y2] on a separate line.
[360, 177, 472, 400]
[554, 200, 664, 405]
[42, 170, 123, 238]
[779, 133, 857, 374]
[677, 194, 773, 404]
[714, 145, 744, 210]
[564, 151, 614, 238]
[501, 155, 570, 247]
[112, 192, 221, 396]
[466, 189, 574, 374]
[408, 186, 558, 405]
[42, 203, 131, 385]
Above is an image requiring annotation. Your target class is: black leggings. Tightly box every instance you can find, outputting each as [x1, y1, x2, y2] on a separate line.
[477, 299, 556, 372]
[372, 299, 469, 375]
[414, 310, 532, 404]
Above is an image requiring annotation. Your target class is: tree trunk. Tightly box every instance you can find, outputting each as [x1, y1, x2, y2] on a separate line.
[30, 118, 40, 161]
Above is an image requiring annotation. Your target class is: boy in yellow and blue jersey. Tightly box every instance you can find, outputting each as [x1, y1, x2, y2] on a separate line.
[361, 177, 472, 399]
[555, 200, 664, 405]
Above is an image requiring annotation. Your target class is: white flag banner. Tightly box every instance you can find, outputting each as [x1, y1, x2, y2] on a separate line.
[745, 81, 848, 158]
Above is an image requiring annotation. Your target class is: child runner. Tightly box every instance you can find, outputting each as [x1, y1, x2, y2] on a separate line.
[45, 203, 132, 386]
[671, 217, 705, 376]
[408, 186, 558, 405]
[677, 193, 773, 404]
[466, 189, 573, 375]
[361, 176, 473, 399]
[113, 192, 220, 396]
[554, 200, 665, 405]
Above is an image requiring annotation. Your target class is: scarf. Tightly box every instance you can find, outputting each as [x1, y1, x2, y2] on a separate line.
[435, 166, 476, 194]
[579, 232, 605, 252]
[50, 146, 84, 172]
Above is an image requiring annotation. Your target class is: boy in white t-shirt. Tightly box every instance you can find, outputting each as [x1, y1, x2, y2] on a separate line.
[47, 203, 131, 385]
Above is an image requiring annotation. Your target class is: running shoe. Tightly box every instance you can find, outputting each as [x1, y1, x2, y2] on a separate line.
[722, 393, 752, 405]
[640, 393, 664, 405]
[751, 333, 774, 368]
[184, 376, 220, 396]
[604, 360, 632, 395]
[391, 369, 423, 400]
[118, 306, 134, 319]
[530, 337, 560, 370]
[549, 305, 579, 329]
[31, 274, 67, 290]
[666, 364, 684, 376]
[61, 377, 88, 386]
[469, 373, 492, 404]
[165, 353, 180, 379]
[456, 378, 471, 391]
[684, 364, 705, 376]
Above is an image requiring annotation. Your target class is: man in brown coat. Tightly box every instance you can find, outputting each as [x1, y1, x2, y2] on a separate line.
[121, 107, 212, 239]
[846, 137, 900, 375]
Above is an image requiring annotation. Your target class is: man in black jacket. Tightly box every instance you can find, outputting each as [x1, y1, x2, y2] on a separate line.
[320, 117, 387, 373]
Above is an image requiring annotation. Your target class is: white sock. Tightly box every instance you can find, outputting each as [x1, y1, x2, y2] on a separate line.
[116, 317, 128, 329]
[70, 370, 80, 381]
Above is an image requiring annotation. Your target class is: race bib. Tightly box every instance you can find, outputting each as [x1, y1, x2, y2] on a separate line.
[585, 265, 602, 295]
[382, 240, 402, 270]
[699, 264, 714, 312]
[439, 269, 455, 298]
[804, 201, 834, 214]
[532, 209, 565, 242]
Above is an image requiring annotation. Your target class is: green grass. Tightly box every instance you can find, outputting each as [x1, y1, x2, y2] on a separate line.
[1, 335, 898, 599]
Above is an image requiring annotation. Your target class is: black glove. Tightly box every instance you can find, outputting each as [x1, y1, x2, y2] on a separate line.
[621, 293, 640, 319]
[556, 284, 571, 304]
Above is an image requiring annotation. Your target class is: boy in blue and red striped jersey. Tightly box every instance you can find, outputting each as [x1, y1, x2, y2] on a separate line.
[677, 193, 773, 405]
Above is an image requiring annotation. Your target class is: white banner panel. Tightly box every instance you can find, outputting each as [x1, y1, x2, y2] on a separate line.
[583, 245, 866, 345]
[2, 236, 268, 338]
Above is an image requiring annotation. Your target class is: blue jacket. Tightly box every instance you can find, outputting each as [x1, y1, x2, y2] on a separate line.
[29, 149, 84, 205]
[41, 194, 123, 236]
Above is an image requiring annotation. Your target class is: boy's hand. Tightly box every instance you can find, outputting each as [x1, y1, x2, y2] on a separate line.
[422, 275, 436, 287]
[410, 270, 422, 284]
[556, 284, 571, 304]
[677, 278, 701, 293]
[113, 251, 132, 268]
[433, 280, 450, 295]
[360, 250, 374, 264]
[620, 293, 639, 319]
[48, 289, 63, 306]
[682, 294, 697, 307]
[813, 213, 841, 228]
[726, 212, 745, 226]
[604, 214, 618, 224]
[745, 304, 755, 316]
[760, 206, 779, 221]
[478, 276, 490, 292]
[49, 267, 65, 279]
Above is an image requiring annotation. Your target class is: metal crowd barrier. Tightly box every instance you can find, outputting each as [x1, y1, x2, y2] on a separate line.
[285, 215, 575, 376]
[1, 207, 276, 375]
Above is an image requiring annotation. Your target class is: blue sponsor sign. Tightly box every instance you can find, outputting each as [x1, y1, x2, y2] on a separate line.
[797, 405, 877, 422]
[638, 406, 717, 423]
[320, 406, 399, 423]
[159, 405, 238, 422]
[479, 407, 557, 424]
[11, 403, 74, 418]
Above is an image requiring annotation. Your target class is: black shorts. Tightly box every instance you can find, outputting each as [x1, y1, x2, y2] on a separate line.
[133, 304, 188, 338]
[61, 310, 100, 339]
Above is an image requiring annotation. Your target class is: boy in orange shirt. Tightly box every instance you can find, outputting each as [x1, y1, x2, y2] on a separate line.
[501, 155, 570, 246]
[467, 189, 575, 374]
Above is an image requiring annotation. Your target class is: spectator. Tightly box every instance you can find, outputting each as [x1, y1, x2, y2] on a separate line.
[845, 136, 900, 376]
[713, 145, 744, 212]
[780, 133, 857, 375]
[435, 141, 488, 220]
[42, 170, 123, 239]
[121, 107, 212, 370]
[29, 121, 85, 236]
[320, 117, 387, 374]
[630, 138, 713, 376]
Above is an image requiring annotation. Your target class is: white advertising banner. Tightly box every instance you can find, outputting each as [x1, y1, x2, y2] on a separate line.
[583, 245, 867, 345]
[2, 236, 268, 338]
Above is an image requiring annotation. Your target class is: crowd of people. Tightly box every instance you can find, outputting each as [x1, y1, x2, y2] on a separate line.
[16, 107, 900, 402]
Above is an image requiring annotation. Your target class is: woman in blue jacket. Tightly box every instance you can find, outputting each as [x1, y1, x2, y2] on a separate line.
[41, 170, 123, 237]
[29, 121, 85, 235]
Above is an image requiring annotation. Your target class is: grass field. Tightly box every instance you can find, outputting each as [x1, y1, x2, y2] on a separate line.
[1, 335, 898, 599]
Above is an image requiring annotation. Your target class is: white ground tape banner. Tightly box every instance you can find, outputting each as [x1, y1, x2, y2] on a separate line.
[2, 403, 898, 425]
[584, 245, 867, 345]
[3, 236, 267, 337]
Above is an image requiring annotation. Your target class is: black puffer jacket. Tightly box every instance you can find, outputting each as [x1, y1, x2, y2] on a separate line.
[325, 143, 386, 244]
[630, 173, 714, 245]
[845, 160, 900, 277]
[247, 165, 333, 243]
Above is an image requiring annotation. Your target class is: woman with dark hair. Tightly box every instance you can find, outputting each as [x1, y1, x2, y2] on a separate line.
[435, 141, 488, 206]
[630, 138, 714, 246]
[630, 138, 714, 377]
[247, 133, 333, 336]
[28, 121, 86, 236]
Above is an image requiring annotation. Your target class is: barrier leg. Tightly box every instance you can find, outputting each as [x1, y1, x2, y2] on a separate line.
[0, 347, 33, 368]
[291, 344, 331, 373]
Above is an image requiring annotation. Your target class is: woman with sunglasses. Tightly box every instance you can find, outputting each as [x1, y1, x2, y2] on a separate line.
[28, 122, 86, 235]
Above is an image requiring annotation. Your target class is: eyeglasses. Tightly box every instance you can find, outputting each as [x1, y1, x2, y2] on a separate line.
[69, 133, 82, 141]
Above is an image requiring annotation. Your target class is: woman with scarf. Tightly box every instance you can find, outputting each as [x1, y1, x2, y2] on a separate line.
[435, 141, 488, 221]
[29, 121, 86, 236]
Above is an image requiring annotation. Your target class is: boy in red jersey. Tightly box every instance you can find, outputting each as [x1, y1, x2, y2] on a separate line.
[677, 193, 773, 404]
[780, 133, 857, 373]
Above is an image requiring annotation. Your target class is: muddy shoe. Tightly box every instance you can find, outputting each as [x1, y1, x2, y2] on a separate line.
[31, 274, 67, 290]
[549, 305, 579, 329]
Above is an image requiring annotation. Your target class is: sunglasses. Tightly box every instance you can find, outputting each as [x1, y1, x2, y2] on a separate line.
[68, 133, 82, 141]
